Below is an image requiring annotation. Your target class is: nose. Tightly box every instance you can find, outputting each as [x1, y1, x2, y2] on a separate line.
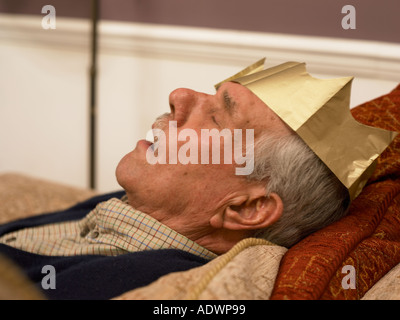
[168, 88, 198, 127]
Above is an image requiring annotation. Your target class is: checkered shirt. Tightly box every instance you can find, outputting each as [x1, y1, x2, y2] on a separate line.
[0, 197, 217, 260]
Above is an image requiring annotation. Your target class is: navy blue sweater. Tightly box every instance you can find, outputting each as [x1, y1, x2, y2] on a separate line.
[0, 191, 209, 300]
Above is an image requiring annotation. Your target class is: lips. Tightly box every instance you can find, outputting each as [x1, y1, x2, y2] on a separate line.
[138, 113, 171, 153]
[140, 127, 160, 152]
[137, 139, 153, 150]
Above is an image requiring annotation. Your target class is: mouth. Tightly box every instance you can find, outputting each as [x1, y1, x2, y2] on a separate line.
[138, 112, 171, 152]
[145, 129, 159, 147]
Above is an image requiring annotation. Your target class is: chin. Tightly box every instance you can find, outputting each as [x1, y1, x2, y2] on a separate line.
[115, 150, 150, 192]
[115, 152, 132, 189]
[115, 162, 125, 189]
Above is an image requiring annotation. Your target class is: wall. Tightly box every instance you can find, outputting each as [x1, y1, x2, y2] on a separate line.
[0, 15, 91, 188]
[0, 1, 399, 192]
[1, 0, 399, 43]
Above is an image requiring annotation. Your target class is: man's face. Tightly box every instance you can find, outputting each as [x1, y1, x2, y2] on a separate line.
[116, 82, 291, 228]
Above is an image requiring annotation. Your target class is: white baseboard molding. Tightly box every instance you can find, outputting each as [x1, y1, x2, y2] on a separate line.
[1, 13, 399, 80]
[99, 20, 400, 81]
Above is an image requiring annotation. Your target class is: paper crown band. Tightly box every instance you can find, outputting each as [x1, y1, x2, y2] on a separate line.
[216, 58, 398, 201]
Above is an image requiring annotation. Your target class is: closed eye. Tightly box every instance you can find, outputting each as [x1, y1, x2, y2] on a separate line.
[211, 115, 221, 128]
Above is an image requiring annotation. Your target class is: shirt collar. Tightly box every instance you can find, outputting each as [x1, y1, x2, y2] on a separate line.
[85, 197, 217, 260]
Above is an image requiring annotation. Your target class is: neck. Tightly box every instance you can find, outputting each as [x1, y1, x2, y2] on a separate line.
[187, 228, 252, 255]
[125, 193, 250, 255]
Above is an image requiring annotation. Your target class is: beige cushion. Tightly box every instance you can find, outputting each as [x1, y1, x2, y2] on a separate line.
[115, 238, 287, 300]
[362, 263, 400, 300]
[0, 173, 97, 224]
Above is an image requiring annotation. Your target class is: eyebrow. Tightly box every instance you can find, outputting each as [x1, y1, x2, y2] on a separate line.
[222, 90, 237, 115]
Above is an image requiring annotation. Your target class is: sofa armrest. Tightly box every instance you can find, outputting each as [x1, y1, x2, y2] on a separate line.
[0, 173, 97, 224]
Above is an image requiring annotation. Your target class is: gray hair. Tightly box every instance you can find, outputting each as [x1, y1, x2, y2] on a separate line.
[249, 132, 350, 248]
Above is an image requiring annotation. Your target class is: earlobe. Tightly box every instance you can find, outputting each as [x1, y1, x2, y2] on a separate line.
[217, 193, 283, 231]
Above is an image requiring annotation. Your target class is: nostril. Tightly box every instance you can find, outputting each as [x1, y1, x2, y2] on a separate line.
[169, 102, 175, 114]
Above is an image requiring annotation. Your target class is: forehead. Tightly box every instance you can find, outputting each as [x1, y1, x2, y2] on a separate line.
[218, 81, 257, 102]
[217, 82, 292, 136]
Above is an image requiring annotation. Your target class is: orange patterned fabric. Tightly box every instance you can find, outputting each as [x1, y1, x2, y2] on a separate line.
[270, 84, 400, 300]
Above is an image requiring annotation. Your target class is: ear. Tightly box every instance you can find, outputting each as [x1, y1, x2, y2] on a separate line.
[210, 191, 283, 231]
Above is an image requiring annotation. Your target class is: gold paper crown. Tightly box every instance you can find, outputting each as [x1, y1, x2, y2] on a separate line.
[216, 58, 398, 201]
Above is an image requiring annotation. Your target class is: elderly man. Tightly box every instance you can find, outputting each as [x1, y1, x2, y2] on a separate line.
[117, 80, 350, 253]
[2, 59, 390, 300]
